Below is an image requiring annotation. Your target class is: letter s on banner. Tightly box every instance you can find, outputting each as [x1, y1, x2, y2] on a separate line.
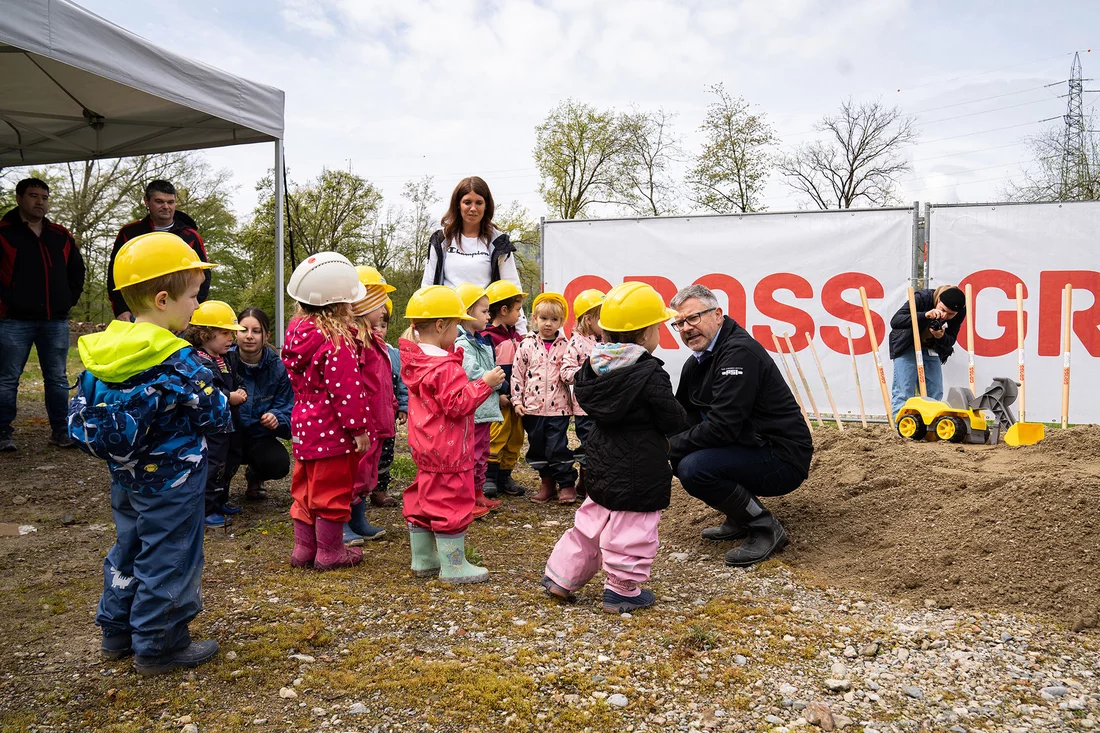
[751, 273, 814, 351]
[820, 273, 885, 355]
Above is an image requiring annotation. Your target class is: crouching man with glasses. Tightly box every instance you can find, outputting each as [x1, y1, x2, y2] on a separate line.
[667, 285, 812, 566]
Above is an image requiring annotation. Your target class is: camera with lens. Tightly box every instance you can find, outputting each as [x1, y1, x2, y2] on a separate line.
[926, 318, 945, 331]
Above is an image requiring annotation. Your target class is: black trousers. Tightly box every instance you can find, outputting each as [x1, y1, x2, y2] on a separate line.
[573, 415, 594, 465]
[204, 432, 240, 516]
[522, 415, 577, 488]
[376, 436, 396, 492]
[240, 434, 291, 483]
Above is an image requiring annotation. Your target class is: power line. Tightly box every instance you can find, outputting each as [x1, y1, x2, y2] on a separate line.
[920, 95, 1063, 126]
[908, 82, 1063, 115]
[922, 117, 1060, 144]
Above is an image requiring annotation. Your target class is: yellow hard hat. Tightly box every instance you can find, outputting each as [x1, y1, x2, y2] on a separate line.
[598, 281, 677, 332]
[404, 286, 474, 321]
[532, 292, 568, 316]
[112, 231, 216, 290]
[485, 280, 527, 305]
[189, 300, 246, 331]
[455, 282, 489, 311]
[572, 289, 606, 319]
[356, 265, 396, 293]
[385, 298, 393, 317]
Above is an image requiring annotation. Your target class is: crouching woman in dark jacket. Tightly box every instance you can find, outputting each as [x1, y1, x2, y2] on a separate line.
[541, 282, 688, 615]
[227, 307, 294, 499]
[888, 285, 966, 417]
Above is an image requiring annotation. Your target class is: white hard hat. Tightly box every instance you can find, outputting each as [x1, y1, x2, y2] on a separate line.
[286, 252, 367, 306]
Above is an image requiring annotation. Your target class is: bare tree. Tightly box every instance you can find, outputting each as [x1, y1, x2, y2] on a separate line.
[778, 98, 917, 209]
[618, 107, 684, 216]
[1006, 116, 1100, 202]
[686, 84, 777, 214]
[364, 204, 407, 275]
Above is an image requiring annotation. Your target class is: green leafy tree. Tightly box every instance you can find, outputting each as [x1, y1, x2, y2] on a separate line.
[1007, 116, 1100, 201]
[494, 200, 541, 297]
[687, 84, 777, 214]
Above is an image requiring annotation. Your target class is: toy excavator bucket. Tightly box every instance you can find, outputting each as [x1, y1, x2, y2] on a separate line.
[1004, 421, 1045, 446]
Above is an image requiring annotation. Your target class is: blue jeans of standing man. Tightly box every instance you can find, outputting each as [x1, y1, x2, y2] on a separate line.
[0, 318, 71, 437]
[890, 348, 944, 417]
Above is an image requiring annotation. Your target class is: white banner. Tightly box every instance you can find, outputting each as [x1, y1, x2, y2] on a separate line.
[543, 209, 915, 420]
[931, 202, 1100, 424]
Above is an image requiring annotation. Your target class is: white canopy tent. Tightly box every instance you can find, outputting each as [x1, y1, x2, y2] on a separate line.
[0, 0, 288, 341]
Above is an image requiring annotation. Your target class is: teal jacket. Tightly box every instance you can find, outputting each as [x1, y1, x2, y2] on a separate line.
[456, 327, 503, 424]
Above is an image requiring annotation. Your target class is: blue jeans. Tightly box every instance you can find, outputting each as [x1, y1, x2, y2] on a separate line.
[96, 468, 207, 656]
[0, 318, 71, 436]
[890, 349, 943, 416]
[675, 444, 805, 508]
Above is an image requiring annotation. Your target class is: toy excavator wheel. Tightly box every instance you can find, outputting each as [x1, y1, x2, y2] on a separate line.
[933, 416, 966, 443]
[897, 414, 926, 440]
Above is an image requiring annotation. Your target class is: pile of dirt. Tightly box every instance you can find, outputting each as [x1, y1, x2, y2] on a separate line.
[663, 425, 1100, 627]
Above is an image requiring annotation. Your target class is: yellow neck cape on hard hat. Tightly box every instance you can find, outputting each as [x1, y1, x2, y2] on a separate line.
[112, 231, 216, 290]
[598, 281, 678, 332]
[405, 286, 475, 321]
[189, 300, 246, 331]
[532, 292, 568, 316]
[485, 280, 527, 305]
[455, 282, 489, 311]
[356, 265, 397, 293]
[572, 289, 606, 319]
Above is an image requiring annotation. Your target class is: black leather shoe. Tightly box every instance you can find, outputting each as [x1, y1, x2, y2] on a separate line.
[724, 515, 789, 567]
[701, 518, 749, 542]
[134, 639, 219, 676]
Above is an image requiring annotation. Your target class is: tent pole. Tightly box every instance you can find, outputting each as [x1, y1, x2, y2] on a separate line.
[274, 139, 285, 348]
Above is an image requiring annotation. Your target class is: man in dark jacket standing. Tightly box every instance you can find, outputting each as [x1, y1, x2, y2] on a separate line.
[0, 178, 86, 450]
[669, 285, 813, 567]
[107, 180, 209, 320]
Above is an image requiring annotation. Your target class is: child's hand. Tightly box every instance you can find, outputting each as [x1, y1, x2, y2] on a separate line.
[499, 394, 510, 409]
[260, 412, 279, 431]
[229, 389, 248, 406]
[482, 367, 506, 388]
[354, 433, 371, 453]
[397, 411, 408, 426]
[513, 403, 526, 417]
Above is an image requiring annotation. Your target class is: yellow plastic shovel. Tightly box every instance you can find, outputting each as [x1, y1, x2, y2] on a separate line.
[1004, 283, 1045, 446]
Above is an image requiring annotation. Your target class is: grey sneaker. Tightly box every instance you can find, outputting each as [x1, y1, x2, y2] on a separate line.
[0, 436, 15, 452]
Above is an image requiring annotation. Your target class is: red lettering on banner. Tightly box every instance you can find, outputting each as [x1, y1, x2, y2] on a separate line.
[820, 273, 885, 355]
[626, 275, 680, 349]
[1038, 270, 1100, 357]
[693, 274, 747, 325]
[958, 270, 1026, 357]
[562, 275, 613, 336]
[751, 273, 814, 351]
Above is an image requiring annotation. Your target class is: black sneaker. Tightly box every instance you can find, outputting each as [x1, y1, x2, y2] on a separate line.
[498, 474, 526, 497]
[101, 632, 133, 660]
[602, 589, 656, 614]
[0, 436, 15, 452]
[134, 639, 219, 676]
[49, 432, 75, 449]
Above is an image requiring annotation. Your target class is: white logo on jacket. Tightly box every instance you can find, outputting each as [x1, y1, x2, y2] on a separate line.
[720, 367, 744, 377]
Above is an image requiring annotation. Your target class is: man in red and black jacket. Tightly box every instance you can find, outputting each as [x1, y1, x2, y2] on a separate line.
[107, 179, 209, 320]
[0, 178, 86, 451]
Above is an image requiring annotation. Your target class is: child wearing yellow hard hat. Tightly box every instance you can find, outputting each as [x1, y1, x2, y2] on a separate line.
[181, 300, 248, 528]
[482, 280, 528, 497]
[541, 282, 689, 614]
[513, 291, 578, 504]
[67, 231, 231, 674]
[560, 288, 606, 500]
[399, 286, 506, 583]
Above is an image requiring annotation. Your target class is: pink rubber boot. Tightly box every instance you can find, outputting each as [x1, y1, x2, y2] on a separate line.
[291, 519, 317, 568]
[314, 517, 363, 570]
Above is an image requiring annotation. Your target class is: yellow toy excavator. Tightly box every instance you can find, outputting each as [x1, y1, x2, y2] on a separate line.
[896, 377, 1033, 445]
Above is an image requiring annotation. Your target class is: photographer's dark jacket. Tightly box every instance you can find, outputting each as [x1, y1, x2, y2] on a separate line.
[0, 208, 85, 321]
[670, 317, 812, 479]
[888, 288, 963, 364]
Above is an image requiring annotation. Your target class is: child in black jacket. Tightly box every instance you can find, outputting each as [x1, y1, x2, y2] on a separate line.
[541, 282, 688, 614]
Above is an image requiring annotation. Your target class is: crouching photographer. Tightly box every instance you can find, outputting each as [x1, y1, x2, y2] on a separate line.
[888, 285, 966, 416]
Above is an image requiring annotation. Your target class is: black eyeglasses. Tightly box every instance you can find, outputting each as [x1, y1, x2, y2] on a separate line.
[670, 308, 717, 331]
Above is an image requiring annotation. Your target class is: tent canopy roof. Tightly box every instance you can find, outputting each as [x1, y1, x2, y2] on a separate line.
[0, 0, 284, 167]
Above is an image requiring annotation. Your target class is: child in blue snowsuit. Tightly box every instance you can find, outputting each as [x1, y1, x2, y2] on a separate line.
[68, 232, 231, 676]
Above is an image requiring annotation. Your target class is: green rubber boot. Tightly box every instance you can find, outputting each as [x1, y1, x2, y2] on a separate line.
[435, 532, 489, 584]
[408, 525, 440, 577]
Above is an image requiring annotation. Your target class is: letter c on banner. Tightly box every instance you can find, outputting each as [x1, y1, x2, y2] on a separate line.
[752, 273, 814, 351]
[563, 275, 613, 336]
[959, 269, 1025, 357]
[820, 273, 885, 354]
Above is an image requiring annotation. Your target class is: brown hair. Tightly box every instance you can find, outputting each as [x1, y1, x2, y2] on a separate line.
[489, 295, 524, 320]
[575, 307, 602, 337]
[180, 324, 223, 349]
[602, 327, 647, 345]
[237, 306, 272, 340]
[442, 176, 495, 247]
[120, 270, 203, 314]
[296, 302, 357, 352]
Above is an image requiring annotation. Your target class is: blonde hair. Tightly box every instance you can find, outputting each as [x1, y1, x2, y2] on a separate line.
[575, 306, 602, 337]
[120, 270, 203, 314]
[933, 284, 957, 303]
[401, 325, 418, 343]
[533, 299, 565, 321]
[296, 302, 357, 351]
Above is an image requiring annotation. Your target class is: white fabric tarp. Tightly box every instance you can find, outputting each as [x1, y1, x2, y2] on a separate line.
[543, 209, 915, 421]
[0, 0, 284, 165]
[930, 202, 1100, 424]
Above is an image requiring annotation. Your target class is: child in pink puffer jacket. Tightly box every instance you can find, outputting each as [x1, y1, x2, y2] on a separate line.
[513, 292, 577, 505]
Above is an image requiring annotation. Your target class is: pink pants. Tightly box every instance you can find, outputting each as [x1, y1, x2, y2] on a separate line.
[402, 469, 475, 535]
[351, 436, 383, 499]
[544, 497, 661, 597]
[473, 423, 491, 492]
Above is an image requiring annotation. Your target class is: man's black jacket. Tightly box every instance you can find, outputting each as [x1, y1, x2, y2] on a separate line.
[107, 212, 208, 316]
[670, 317, 812, 478]
[0, 208, 85, 320]
[574, 352, 689, 513]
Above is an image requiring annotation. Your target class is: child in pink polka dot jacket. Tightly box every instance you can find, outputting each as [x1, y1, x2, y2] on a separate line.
[281, 253, 372, 571]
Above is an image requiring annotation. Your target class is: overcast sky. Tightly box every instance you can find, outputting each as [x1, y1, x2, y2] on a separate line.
[77, 0, 1097, 225]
